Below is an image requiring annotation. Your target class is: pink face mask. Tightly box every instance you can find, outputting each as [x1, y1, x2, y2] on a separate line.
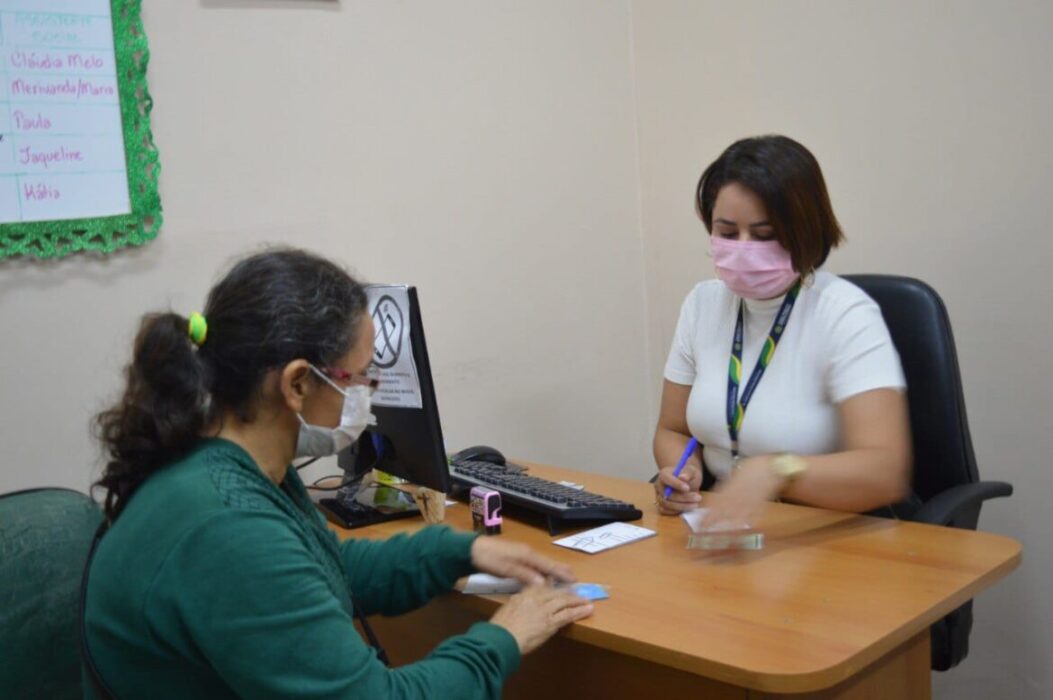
[710, 236, 798, 300]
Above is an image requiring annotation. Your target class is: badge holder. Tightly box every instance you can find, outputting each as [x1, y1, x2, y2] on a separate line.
[682, 509, 765, 550]
[686, 532, 764, 550]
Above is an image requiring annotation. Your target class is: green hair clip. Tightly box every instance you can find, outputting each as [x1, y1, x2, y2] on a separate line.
[187, 312, 208, 347]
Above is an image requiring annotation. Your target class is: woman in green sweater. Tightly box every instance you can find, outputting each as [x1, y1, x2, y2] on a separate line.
[84, 248, 593, 699]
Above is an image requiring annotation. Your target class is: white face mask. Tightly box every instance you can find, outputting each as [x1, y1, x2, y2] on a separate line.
[295, 366, 377, 459]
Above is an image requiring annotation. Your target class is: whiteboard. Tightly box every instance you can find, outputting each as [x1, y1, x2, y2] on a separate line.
[0, 0, 130, 225]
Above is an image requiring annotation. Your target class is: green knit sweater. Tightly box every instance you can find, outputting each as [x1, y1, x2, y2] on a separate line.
[84, 439, 519, 699]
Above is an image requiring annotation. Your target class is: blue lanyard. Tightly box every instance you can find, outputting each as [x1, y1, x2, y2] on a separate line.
[726, 280, 801, 461]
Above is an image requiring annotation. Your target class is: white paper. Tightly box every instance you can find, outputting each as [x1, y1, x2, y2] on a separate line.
[681, 508, 752, 534]
[0, 1, 131, 224]
[552, 522, 656, 554]
[461, 574, 523, 595]
[366, 285, 423, 409]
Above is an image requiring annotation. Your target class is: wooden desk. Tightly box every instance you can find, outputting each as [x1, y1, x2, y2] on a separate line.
[331, 463, 1020, 699]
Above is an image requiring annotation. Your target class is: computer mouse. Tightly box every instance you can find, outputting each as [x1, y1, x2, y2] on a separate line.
[451, 445, 506, 465]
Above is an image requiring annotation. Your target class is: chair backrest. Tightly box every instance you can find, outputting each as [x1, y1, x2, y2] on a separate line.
[843, 275, 979, 503]
[0, 488, 103, 699]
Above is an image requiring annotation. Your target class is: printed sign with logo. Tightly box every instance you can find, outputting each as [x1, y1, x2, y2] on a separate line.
[366, 285, 423, 409]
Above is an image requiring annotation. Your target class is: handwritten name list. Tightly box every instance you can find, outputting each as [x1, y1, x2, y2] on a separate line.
[0, 0, 130, 223]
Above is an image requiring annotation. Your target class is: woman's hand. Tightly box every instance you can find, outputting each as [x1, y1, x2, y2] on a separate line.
[490, 584, 594, 655]
[700, 455, 785, 530]
[471, 537, 575, 586]
[654, 462, 703, 515]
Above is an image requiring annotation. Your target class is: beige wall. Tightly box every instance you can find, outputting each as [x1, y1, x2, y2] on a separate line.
[1, 0, 1048, 696]
[631, 1, 1053, 696]
[0, 0, 654, 495]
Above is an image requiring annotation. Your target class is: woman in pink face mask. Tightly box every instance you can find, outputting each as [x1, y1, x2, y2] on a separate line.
[653, 136, 912, 530]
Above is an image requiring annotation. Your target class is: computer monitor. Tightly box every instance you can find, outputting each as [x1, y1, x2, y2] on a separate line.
[319, 285, 451, 528]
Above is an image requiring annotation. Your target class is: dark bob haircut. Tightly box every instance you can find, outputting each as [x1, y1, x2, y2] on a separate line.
[696, 135, 844, 276]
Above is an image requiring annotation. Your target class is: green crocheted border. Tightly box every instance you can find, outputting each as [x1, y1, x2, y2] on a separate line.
[0, 0, 161, 260]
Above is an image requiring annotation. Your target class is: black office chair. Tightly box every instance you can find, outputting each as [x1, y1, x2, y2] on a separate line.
[844, 274, 1013, 671]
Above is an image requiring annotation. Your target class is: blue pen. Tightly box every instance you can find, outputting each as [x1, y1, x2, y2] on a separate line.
[663, 437, 699, 499]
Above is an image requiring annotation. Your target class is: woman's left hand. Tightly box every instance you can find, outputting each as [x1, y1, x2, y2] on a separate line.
[701, 455, 786, 530]
[471, 537, 576, 586]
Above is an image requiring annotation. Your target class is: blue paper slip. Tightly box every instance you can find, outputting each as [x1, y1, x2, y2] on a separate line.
[559, 582, 610, 601]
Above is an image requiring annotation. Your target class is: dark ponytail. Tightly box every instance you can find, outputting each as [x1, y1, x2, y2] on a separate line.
[94, 248, 367, 520]
[93, 313, 208, 519]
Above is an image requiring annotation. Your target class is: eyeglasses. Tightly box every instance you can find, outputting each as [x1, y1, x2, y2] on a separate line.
[318, 366, 381, 395]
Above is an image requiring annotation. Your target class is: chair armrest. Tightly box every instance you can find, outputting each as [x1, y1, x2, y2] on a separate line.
[913, 481, 1013, 527]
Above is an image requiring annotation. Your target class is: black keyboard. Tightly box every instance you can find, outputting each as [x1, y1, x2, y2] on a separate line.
[450, 459, 643, 534]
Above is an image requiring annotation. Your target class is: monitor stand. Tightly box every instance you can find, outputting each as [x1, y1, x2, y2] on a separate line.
[317, 473, 422, 529]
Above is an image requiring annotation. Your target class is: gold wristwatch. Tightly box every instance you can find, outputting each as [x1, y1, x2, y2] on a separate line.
[771, 453, 808, 483]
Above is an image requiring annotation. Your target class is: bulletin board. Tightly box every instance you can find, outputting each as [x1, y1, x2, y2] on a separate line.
[0, 0, 160, 260]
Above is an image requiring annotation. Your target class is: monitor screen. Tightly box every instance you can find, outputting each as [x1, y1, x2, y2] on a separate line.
[338, 285, 451, 493]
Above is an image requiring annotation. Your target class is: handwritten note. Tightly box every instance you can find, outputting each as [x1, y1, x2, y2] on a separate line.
[552, 522, 656, 554]
[0, 0, 130, 224]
